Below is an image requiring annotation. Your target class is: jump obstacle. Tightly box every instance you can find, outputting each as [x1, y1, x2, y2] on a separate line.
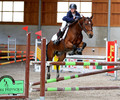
[0, 33, 31, 99]
[54, 40, 119, 80]
[34, 39, 120, 80]
[0, 47, 34, 65]
[0, 52, 34, 65]
[1, 36, 119, 99]
[30, 38, 120, 100]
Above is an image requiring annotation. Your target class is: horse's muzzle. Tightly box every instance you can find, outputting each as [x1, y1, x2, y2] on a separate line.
[88, 34, 93, 38]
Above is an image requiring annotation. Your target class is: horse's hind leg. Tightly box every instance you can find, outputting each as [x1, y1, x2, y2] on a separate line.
[47, 65, 51, 79]
[56, 65, 60, 78]
[57, 53, 66, 78]
[47, 45, 54, 79]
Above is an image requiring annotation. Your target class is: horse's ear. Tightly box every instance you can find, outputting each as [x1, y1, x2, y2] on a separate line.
[90, 15, 93, 19]
[82, 15, 85, 20]
[82, 15, 85, 18]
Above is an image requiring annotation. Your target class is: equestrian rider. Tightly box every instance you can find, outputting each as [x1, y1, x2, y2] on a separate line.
[54, 3, 81, 45]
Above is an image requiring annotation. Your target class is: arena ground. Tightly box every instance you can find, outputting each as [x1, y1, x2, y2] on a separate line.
[0, 62, 120, 100]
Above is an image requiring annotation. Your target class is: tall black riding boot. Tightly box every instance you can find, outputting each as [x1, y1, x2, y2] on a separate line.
[53, 30, 62, 45]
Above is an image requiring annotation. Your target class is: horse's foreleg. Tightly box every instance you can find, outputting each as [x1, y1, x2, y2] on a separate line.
[77, 42, 87, 55]
[66, 41, 77, 49]
[66, 41, 77, 55]
[81, 42, 87, 51]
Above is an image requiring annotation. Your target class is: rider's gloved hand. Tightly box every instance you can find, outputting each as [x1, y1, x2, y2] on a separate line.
[73, 16, 76, 19]
[75, 18, 78, 21]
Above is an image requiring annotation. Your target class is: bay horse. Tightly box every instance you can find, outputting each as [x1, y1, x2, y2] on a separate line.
[46, 16, 93, 79]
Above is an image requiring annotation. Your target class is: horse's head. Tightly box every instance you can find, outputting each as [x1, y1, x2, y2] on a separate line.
[78, 16, 93, 38]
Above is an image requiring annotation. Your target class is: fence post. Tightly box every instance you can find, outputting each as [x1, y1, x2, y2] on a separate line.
[25, 32, 31, 99]
[40, 38, 46, 100]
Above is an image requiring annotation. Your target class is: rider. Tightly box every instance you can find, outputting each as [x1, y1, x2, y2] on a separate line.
[54, 3, 81, 45]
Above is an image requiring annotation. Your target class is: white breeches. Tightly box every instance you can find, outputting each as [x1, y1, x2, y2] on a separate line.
[60, 21, 67, 32]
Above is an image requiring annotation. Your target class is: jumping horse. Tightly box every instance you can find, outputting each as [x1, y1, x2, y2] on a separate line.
[46, 16, 93, 79]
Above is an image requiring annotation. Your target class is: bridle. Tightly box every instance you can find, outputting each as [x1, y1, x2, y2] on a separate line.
[78, 18, 93, 33]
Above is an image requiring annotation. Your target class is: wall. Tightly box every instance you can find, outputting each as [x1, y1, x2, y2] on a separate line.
[0, 0, 39, 25]
[111, 27, 120, 44]
[0, 25, 120, 48]
[0, 25, 38, 45]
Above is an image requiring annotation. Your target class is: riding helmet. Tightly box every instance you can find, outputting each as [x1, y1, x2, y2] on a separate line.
[69, 4, 77, 9]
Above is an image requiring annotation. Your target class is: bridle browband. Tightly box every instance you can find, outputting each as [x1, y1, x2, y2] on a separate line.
[78, 18, 92, 33]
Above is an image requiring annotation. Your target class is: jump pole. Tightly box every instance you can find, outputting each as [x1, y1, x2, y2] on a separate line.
[31, 61, 120, 66]
[0, 55, 34, 59]
[0, 51, 34, 54]
[31, 66, 120, 86]
[0, 58, 33, 66]
[32, 86, 120, 91]
[40, 38, 46, 100]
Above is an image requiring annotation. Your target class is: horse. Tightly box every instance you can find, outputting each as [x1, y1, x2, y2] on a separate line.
[46, 16, 93, 79]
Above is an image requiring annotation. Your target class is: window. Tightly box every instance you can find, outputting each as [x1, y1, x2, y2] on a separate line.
[57, 2, 92, 23]
[0, 1, 24, 22]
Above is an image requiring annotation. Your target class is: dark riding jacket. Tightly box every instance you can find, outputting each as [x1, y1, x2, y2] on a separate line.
[62, 10, 81, 23]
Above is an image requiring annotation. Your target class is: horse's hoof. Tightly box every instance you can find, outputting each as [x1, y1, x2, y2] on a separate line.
[77, 49, 82, 55]
[47, 74, 51, 79]
[68, 51, 75, 55]
[77, 51, 82, 55]
[57, 74, 60, 78]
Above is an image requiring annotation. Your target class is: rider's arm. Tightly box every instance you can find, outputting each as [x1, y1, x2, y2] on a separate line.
[75, 11, 81, 19]
[62, 11, 75, 23]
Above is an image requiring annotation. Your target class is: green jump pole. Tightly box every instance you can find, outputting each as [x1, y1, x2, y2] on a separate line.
[32, 67, 120, 86]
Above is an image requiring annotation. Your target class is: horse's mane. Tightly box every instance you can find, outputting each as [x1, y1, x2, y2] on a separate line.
[69, 17, 82, 27]
[69, 17, 91, 27]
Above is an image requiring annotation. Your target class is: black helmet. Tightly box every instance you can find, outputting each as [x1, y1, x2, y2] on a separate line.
[69, 4, 77, 9]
